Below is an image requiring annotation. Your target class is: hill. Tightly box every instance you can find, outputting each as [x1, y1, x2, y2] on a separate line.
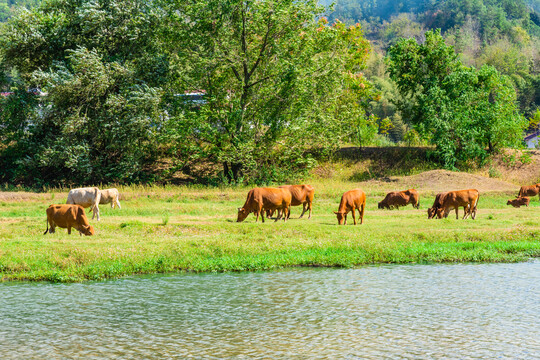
[323, 0, 540, 122]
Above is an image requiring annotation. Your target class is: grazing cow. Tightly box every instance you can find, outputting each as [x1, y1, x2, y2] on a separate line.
[518, 184, 540, 199]
[427, 192, 448, 219]
[66, 187, 101, 221]
[436, 189, 480, 219]
[237, 187, 292, 223]
[334, 189, 366, 225]
[44, 204, 94, 236]
[266, 184, 315, 219]
[378, 189, 420, 210]
[507, 196, 530, 208]
[100, 188, 122, 209]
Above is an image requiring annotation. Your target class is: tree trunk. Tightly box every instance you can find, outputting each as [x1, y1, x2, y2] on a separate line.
[488, 140, 494, 153]
[223, 162, 242, 183]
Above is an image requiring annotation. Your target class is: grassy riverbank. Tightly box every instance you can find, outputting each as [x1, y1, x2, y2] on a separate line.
[1, 170, 540, 282]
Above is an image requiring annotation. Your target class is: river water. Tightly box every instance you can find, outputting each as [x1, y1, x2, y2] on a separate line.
[1, 262, 540, 359]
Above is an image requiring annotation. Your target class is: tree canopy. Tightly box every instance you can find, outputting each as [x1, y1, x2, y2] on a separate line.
[387, 30, 526, 168]
[0, 0, 374, 185]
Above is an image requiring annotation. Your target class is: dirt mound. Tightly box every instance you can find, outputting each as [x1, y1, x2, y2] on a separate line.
[366, 169, 519, 194]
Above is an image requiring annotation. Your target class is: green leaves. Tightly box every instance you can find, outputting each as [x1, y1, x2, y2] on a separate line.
[164, 0, 373, 183]
[388, 30, 526, 169]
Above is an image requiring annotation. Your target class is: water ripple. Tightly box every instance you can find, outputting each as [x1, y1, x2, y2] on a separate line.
[1, 262, 540, 358]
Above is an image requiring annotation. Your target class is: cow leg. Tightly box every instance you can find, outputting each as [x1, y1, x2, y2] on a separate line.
[67, 226, 71, 235]
[462, 206, 469, 220]
[308, 202, 312, 219]
[352, 208, 357, 225]
[299, 203, 307, 218]
[359, 204, 364, 225]
[344, 214, 347, 225]
[274, 208, 281, 222]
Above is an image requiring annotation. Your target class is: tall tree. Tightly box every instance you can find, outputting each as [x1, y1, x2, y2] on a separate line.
[163, 0, 372, 183]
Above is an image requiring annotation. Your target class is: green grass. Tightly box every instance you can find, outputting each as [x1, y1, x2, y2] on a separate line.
[1, 181, 540, 282]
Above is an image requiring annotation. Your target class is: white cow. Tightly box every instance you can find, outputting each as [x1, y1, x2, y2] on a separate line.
[66, 187, 102, 221]
[100, 188, 121, 209]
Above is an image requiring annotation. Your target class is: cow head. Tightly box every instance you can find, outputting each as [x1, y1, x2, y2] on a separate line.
[436, 207, 446, 219]
[414, 202, 420, 209]
[334, 211, 346, 225]
[377, 201, 384, 209]
[81, 225, 94, 236]
[237, 207, 249, 222]
[506, 200, 512, 206]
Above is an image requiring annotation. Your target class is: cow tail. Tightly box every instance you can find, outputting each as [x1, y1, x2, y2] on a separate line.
[43, 218, 49, 235]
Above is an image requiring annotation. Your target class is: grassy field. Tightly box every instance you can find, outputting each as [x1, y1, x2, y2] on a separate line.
[1, 175, 540, 282]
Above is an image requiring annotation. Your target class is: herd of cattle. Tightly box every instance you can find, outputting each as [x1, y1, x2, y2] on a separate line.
[236, 183, 540, 225]
[42, 183, 540, 236]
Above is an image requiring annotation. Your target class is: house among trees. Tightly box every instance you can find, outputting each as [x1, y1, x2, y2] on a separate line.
[525, 131, 540, 149]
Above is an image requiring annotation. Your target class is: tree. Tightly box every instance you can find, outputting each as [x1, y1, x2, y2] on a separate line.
[387, 30, 526, 168]
[0, 0, 167, 185]
[163, 0, 372, 183]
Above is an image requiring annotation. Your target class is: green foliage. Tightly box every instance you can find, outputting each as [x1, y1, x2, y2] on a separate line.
[0, 0, 168, 185]
[387, 30, 526, 168]
[163, 0, 373, 184]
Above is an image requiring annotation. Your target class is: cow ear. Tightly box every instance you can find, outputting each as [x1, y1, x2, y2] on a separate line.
[237, 207, 242, 211]
[333, 211, 339, 215]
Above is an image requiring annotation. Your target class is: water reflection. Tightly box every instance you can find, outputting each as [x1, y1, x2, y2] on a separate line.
[1, 262, 540, 358]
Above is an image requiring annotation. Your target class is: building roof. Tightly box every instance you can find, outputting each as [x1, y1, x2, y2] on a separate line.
[525, 132, 540, 141]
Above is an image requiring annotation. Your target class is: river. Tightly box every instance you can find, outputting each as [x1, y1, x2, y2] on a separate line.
[1, 261, 540, 358]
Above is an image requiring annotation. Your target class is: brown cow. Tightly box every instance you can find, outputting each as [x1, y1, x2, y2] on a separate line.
[237, 187, 292, 223]
[427, 192, 448, 219]
[378, 189, 420, 210]
[44, 204, 95, 236]
[266, 184, 315, 219]
[334, 189, 366, 225]
[436, 189, 480, 219]
[518, 184, 540, 199]
[507, 196, 530, 208]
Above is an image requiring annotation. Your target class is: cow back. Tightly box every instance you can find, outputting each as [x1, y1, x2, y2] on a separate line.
[339, 189, 366, 211]
[99, 188, 119, 204]
[279, 184, 314, 206]
[66, 187, 101, 208]
[47, 204, 80, 227]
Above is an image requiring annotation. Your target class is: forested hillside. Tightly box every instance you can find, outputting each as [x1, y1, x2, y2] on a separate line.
[0, 0, 38, 21]
[324, 0, 540, 120]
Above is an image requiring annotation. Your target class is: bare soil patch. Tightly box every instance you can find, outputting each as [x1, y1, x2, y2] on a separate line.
[0, 192, 43, 201]
[362, 169, 519, 194]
